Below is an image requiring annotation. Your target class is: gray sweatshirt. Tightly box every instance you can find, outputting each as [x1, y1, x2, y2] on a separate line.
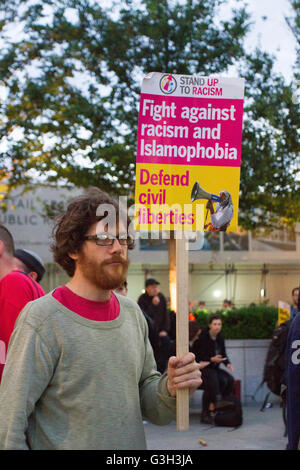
[0, 292, 176, 450]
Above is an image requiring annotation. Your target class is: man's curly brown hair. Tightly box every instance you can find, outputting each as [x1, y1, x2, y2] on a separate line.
[51, 187, 134, 277]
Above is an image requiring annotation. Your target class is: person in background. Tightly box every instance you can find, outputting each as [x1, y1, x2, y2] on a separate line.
[189, 312, 196, 321]
[189, 321, 202, 348]
[285, 286, 300, 450]
[291, 287, 299, 321]
[115, 280, 156, 352]
[0, 226, 45, 382]
[222, 299, 232, 314]
[188, 300, 198, 321]
[138, 279, 169, 336]
[138, 278, 170, 372]
[188, 300, 197, 312]
[167, 298, 176, 342]
[198, 301, 208, 312]
[194, 301, 210, 320]
[162, 321, 203, 367]
[0, 188, 202, 450]
[14, 248, 46, 283]
[192, 314, 234, 424]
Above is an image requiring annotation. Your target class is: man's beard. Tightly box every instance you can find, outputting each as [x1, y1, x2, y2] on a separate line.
[77, 254, 129, 291]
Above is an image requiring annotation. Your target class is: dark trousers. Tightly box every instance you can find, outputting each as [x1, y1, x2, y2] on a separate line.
[201, 367, 234, 412]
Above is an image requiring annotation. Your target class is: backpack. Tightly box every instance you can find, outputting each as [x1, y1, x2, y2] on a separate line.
[262, 320, 291, 396]
[214, 395, 243, 428]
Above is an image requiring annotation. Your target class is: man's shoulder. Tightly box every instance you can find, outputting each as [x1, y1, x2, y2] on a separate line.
[0, 271, 44, 293]
[0, 270, 31, 287]
[158, 292, 166, 301]
[15, 292, 62, 331]
[138, 292, 147, 299]
[116, 293, 142, 312]
[116, 294, 147, 325]
[137, 293, 149, 303]
[0, 271, 44, 303]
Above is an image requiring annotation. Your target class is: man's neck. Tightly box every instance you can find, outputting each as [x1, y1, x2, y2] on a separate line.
[66, 275, 111, 302]
[0, 258, 15, 281]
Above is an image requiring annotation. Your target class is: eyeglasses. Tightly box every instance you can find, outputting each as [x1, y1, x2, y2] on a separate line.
[83, 233, 134, 247]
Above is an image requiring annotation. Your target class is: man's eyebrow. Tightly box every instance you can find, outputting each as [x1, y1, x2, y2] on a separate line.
[95, 232, 129, 238]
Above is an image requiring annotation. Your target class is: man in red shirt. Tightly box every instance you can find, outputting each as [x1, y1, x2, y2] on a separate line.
[0, 225, 45, 380]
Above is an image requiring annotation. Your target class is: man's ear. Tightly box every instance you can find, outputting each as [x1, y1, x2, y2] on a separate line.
[29, 272, 38, 282]
[0, 240, 5, 257]
[68, 251, 79, 261]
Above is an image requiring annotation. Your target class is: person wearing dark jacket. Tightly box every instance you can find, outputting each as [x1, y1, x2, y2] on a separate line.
[115, 280, 156, 352]
[138, 279, 170, 334]
[286, 287, 300, 450]
[192, 314, 234, 423]
[138, 278, 170, 372]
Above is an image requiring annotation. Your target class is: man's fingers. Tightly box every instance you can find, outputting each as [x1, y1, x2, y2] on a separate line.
[175, 378, 202, 390]
[169, 359, 202, 386]
[167, 355, 203, 396]
[168, 353, 195, 369]
[171, 361, 201, 377]
[168, 354, 201, 376]
[175, 352, 196, 368]
[168, 356, 178, 368]
[172, 372, 202, 386]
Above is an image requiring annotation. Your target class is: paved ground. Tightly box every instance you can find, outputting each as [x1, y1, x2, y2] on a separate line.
[144, 397, 288, 450]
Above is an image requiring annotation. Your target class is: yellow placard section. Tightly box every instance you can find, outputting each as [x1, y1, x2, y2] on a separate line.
[278, 308, 290, 325]
[278, 301, 291, 325]
[134, 162, 240, 231]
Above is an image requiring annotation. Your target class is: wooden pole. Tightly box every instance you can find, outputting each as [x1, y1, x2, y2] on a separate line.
[168, 232, 176, 312]
[176, 234, 189, 431]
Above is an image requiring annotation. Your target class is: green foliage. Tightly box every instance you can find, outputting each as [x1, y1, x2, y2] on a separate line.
[0, 0, 298, 231]
[286, 0, 300, 74]
[194, 305, 278, 339]
[237, 50, 300, 230]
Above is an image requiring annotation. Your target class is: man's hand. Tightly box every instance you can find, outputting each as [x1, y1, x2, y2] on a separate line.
[152, 295, 160, 306]
[210, 355, 224, 363]
[167, 353, 202, 398]
[227, 363, 234, 372]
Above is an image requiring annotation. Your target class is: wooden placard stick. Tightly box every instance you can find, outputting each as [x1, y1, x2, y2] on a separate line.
[176, 234, 189, 431]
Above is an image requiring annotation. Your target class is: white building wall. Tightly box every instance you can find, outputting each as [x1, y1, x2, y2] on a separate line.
[125, 262, 300, 310]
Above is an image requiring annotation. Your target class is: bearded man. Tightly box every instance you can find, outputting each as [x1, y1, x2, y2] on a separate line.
[0, 187, 201, 450]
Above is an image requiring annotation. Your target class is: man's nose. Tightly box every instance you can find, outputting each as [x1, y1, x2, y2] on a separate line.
[110, 238, 122, 253]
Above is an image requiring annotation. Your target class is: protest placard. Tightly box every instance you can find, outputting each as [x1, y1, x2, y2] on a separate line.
[134, 72, 245, 431]
[135, 72, 244, 233]
[278, 300, 291, 325]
